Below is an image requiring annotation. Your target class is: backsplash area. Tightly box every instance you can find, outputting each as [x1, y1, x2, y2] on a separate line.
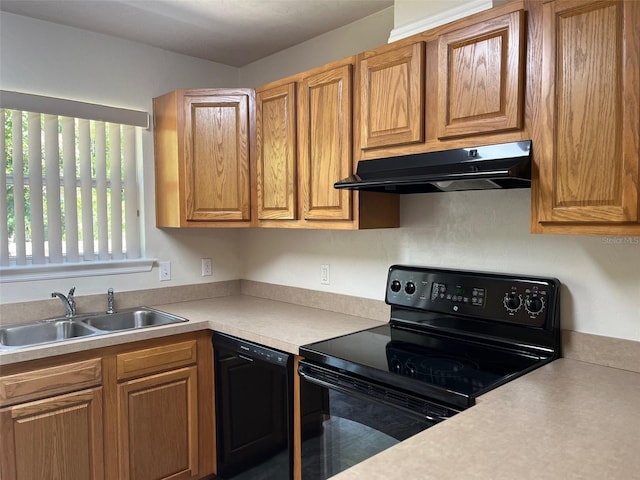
[3, 279, 638, 373]
[0, 281, 240, 325]
[239, 190, 640, 342]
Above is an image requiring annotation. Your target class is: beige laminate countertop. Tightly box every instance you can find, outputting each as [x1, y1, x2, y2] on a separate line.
[0, 295, 385, 365]
[2, 294, 639, 479]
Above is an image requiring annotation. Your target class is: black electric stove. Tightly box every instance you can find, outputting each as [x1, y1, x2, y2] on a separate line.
[299, 265, 561, 415]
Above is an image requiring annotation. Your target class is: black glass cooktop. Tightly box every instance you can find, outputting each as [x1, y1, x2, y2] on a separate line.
[300, 324, 549, 409]
[301, 266, 560, 410]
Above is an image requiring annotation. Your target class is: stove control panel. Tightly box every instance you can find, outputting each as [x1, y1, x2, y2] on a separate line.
[385, 265, 560, 328]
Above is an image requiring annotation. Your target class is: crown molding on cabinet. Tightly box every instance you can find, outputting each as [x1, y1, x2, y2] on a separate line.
[388, 0, 493, 43]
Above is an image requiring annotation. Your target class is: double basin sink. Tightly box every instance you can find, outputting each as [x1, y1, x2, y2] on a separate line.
[0, 308, 188, 350]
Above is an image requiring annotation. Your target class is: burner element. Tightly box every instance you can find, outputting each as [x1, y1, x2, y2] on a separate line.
[421, 356, 467, 376]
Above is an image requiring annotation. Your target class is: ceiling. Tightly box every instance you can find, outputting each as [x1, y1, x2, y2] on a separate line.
[0, 0, 394, 67]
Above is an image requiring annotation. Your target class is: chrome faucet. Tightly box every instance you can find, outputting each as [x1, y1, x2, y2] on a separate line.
[51, 287, 76, 317]
[106, 288, 116, 314]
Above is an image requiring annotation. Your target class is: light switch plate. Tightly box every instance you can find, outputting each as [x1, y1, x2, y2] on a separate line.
[321, 264, 330, 285]
[201, 258, 212, 276]
[159, 261, 171, 281]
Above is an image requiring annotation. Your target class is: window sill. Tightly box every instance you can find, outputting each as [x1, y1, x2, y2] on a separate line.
[0, 259, 156, 283]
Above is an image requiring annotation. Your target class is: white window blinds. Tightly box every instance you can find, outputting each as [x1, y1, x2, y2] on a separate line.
[1, 91, 148, 271]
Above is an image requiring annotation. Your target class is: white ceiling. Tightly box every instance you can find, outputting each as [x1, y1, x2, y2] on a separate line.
[0, 0, 394, 67]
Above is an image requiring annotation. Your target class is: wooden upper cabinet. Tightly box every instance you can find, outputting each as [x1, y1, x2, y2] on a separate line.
[298, 63, 353, 221]
[437, 10, 525, 139]
[256, 83, 297, 221]
[153, 88, 254, 227]
[184, 93, 251, 222]
[255, 61, 399, 230]
[358, 42, 425, 150]
[534, 0, 640, 232]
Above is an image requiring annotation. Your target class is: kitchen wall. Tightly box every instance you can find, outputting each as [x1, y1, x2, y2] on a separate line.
[1, 7, 639, 343]
[237, 2, 640, 342]
[0, 7, 394, 305]
[238, 7, 394, 87]
[0, 12, 244, 303]
[240, 193, 640, 341]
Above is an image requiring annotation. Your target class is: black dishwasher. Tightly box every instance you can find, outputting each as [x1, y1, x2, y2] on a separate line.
[213, 332, 294, 480]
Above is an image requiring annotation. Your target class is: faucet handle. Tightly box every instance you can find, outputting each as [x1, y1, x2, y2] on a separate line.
[68, 287, 76, 298]
[106, 288, 116, 314]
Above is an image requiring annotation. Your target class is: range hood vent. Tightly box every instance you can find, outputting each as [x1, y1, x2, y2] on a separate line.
[335, 140, 532, 194]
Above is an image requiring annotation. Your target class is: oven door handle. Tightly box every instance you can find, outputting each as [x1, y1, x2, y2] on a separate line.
[299, 363, 451, 424]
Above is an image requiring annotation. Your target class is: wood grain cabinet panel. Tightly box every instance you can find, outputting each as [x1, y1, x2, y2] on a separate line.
[0, 387, 104, 480]
[0, 332, 214, 480]
[298, 64, 353, 221]
[256, 83, 297, 220]
[437, 10, 525, 139]
[534, 0, 640, 232]
[255, 60, 399, 230]
[117, 367, 199, 480]
[184, 94, 251, 222]
[0, 358, 101, 406]
[153, 88, 254, 227]
[358, 42, 425, 149]
[116, 340, 197, 380]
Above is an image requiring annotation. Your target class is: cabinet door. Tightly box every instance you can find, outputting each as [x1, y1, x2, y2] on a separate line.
[256, 83, 297, 220]
[118, 367, 198, 480]
[183, 93, 252, 222]
[0, 388, 104, 480]
[537, 0, 639, 225]
[359, 42, 425, 149]
[437, 10, 525, 139]
[215, 352, 288, 477]
[298, 64, 353, 221]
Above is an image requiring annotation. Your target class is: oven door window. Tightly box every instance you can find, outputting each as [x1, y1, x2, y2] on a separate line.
[300, 379, 434, 480]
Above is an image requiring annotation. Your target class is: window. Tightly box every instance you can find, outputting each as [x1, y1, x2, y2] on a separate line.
[1, 91, 153, 281]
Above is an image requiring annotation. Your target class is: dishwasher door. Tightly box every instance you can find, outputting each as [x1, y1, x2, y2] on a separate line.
[213, 332, 293, 480]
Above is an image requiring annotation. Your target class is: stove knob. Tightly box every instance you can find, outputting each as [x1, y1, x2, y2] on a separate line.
[390, 359, 402, 374]
[525, 296, 545, 315]
[405, 363, 417, 378]
[390, 280, 402, 293]
[503, 293, 522, 312]
[404, 281, 416, 295]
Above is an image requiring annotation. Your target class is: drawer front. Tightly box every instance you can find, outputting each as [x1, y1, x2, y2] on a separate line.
[116, 340, 197, 381]
[0, 358, 102, 407]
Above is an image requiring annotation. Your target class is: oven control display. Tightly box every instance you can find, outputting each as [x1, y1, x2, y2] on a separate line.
[385, 265, 559, 329]
[431, 282, 485, 307]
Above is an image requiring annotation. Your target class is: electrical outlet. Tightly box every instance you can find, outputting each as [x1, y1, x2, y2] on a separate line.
[321, 264, 330, 285]
[201, 258, 212, 276]
[159, 261, 171, 281]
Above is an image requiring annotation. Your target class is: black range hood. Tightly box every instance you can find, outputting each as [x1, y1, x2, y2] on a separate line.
[335, 140, 532, 194]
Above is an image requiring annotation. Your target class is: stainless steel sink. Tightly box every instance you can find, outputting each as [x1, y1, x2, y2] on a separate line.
[79, 309, 187, 331]
[0, 308, 187, 350]
[0, 319, 98, 348]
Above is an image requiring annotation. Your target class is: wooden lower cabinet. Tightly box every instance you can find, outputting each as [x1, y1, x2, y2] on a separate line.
[118, 367, 199, 480]
[0, 387, 104, 480]
[0, 331, 214, 480]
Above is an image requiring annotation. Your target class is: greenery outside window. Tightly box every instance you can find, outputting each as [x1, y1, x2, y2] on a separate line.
[0, 91, 153, 282]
